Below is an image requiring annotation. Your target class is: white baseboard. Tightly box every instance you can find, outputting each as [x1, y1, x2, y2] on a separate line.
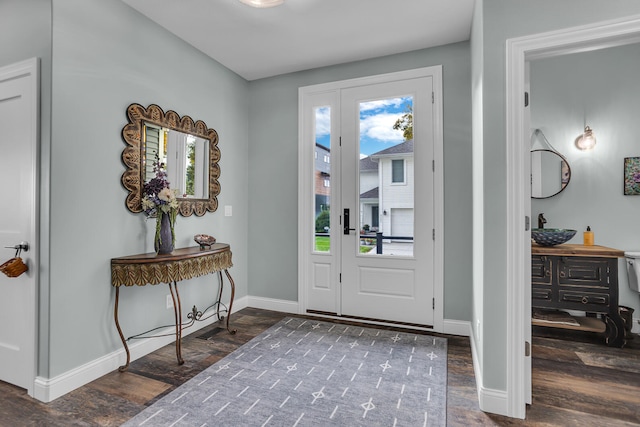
[469, 326, 509, 417]
[443, 319, 470, 336]
[247, 296, 471, 337]
[32, 296, 250, 403]
[246, 296, 299, 313]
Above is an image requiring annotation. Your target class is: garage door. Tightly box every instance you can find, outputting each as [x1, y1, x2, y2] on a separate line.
[391, 208, 413, 238]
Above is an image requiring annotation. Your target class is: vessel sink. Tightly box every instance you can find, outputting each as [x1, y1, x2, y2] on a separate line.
[531, 228, 576, 246]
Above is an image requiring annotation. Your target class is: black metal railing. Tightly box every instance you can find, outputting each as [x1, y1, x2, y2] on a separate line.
[316, 232, 413, 254]
[373, 232, 413, 254]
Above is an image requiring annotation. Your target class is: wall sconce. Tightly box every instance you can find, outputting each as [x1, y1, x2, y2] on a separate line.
[383, 210, 388, 215]
[238, 0, 284, 7]
[575, 126, 596, 151]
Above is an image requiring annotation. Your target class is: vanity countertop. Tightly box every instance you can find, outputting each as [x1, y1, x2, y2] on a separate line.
[531, 243, 624, 258]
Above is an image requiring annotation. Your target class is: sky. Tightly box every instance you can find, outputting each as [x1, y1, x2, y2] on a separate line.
[315, 96, 412, 157]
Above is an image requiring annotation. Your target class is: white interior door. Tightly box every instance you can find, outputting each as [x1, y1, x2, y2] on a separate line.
[340, 77, 435, 325]
[524, 62, 532, 405]
[0, 58, 39, 394]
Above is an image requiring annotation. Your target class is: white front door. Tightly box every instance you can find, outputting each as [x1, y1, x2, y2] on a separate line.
[0, 58, 39, 394]
[340, 77, 435, 325]
[299, 67, 443, 329]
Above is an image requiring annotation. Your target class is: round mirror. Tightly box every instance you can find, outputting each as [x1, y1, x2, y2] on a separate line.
[531, 149, 571, 199]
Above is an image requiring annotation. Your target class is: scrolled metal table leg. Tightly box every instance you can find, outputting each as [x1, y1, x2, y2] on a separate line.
[223, 269, 237, 335]
[216, 271, 224, 321]
[169, 281, 184, 365]
[114, 286, 131, 372]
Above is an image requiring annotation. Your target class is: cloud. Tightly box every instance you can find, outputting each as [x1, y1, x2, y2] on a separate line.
[360, 112, 405, 143]
[315, 106, 331, 137]
[360, 97, 407, 113]
[314, 99, 409, 143]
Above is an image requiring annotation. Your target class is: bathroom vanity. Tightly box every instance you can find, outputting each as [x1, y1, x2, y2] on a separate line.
[531, 243, 626, 347]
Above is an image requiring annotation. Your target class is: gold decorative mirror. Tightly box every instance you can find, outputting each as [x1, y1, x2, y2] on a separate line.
[121, 103, 220, 216]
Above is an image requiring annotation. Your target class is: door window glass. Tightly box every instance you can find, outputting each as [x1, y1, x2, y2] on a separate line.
[358, 97, 414, 257]
[314, 106, 331, 252]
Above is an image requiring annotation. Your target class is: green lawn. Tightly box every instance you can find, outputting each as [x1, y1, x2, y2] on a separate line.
[314, 236, 373, 253]
[315, 236, 330, 252]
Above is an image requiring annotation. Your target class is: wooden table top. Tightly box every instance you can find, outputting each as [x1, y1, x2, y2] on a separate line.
[531, 243, 624, 258]
[111, 244, 232, 286]
[111, 243, 230, 264]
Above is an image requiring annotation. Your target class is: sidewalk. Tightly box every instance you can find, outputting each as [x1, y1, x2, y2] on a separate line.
[362, 241, 414, 256]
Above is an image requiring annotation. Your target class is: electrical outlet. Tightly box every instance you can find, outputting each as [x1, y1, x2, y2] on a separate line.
[166, 294, 174, 309]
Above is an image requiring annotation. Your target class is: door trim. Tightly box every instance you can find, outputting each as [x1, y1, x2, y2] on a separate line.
[297, 66, 444, 332]
[505, 15, 640, 419]
[0, 57, 39, 396]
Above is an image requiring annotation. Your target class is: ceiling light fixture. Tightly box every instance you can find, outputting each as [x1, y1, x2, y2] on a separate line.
[574, 125, 596, 151]
[238, 0, 284, 8]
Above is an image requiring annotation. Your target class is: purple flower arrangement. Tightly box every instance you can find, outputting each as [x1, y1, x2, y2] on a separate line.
[141, 156, 178, 250]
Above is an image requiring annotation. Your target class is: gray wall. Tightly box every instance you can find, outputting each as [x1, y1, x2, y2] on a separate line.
[474, 0, 640, 392]
[46, 0, 249, 377]
[247, 42, 473, 320]
[531, 43, 640, 318]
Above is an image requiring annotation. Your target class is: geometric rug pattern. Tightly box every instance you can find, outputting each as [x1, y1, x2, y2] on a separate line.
[121, 317, 447, 426]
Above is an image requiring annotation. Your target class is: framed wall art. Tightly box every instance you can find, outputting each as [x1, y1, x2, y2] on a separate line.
[624, 157, 640, 195]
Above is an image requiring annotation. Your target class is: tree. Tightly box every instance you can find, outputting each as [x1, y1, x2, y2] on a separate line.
[393, 104, 413, 141]
[315, 209, 330, 232]
[185, 142, 195, 196]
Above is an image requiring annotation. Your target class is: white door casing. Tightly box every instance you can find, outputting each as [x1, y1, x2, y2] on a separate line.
[298, 67, 444, 331]
[0, 57, 39, 395]
[505, 15, 640, 419]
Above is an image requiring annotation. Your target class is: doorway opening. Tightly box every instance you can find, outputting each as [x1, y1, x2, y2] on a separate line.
[505, 15, 640, 419]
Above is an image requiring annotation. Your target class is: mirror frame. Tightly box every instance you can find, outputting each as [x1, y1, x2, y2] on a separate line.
[530, 148, 571, 199]
[121, 103, 220, 217]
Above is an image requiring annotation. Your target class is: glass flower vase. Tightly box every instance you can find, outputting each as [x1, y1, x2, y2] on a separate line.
[154, 211, 174, 255]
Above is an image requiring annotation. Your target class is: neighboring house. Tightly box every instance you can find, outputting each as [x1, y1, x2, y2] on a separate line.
[314, 143, 331, 217]
[360, 140, 414, 238]
[359, 156, 379, 230]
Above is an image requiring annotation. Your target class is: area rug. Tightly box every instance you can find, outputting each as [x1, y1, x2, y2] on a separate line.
[121, 317, 447, 426]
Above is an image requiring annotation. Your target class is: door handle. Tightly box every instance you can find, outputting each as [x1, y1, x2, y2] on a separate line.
[343, 208, 356, 235]
[5, 242, 29, 251]
[4, 242, 29, 257]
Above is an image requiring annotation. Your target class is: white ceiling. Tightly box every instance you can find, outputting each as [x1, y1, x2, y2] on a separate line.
[122, 0, 475, 81]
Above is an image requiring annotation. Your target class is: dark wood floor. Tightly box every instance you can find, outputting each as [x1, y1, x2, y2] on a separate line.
[1, 308, 640, 426]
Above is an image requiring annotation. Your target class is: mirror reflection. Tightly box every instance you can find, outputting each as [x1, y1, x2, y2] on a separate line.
[121, 103, 220, 217]
[531, 149, 570, 199]
[143, 125, 210, 199]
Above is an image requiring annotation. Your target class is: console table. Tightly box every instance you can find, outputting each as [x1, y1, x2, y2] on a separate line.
[111, 244, 236, 371]
[531, 243, 626, 347]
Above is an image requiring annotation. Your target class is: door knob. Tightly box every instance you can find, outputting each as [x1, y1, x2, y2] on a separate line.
[4, 242, 29, 252]
[4, 242, 29, 257]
